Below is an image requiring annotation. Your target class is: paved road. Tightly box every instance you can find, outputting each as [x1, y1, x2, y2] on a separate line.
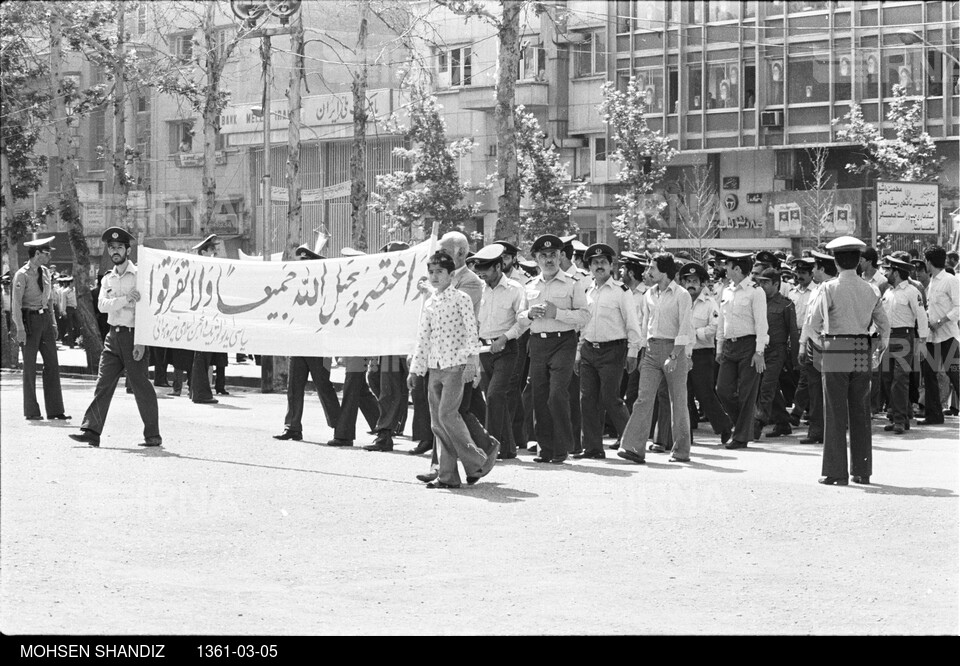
[1, 371, 957, 635]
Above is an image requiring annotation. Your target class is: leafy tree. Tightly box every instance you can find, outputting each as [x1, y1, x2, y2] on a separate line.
[676, 164, 720, 265]
[514, 105, 589, 244]
[371, 87, 490, 236]
[598, 76, 676, 251]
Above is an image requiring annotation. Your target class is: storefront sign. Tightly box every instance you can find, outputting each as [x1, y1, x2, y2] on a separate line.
[876, 181, 939, 234]
[82, 202, 106, 233]
[718, 215, 762, 230]
[723, 194, 739, 211]
[722, 176, 740, 190]
[220, 89, 395, 134]
[746, 193, 763, 204]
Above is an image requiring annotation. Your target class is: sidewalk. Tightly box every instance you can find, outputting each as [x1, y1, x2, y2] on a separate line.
[11, 344, 348, 391]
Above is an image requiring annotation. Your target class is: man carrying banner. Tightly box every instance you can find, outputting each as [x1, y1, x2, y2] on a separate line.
[69, 227, 161, 448]
[189, 234, 220, 405]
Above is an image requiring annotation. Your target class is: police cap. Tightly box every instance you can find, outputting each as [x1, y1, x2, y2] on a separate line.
[582, 243, 616, 264]
[825, 236, 866, 253]
[100, 228, 133, 245]
[295, 244, 324, 260]
[531, 234, 564, 254]
[679, 262, 709, 283]
[469, 243, 506, 268]
[493, 240, 520, 256]
[192, 233, 219, 252]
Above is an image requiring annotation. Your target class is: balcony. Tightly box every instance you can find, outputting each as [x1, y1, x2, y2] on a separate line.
[458, 80, 549, 112]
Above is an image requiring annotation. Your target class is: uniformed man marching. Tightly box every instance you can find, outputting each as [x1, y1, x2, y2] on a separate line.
[713, 250, 768, 449]
[879, 255, 928, 434]
[752, 267, 799, 439]
[787, 257, 816, 425]
[808, 237, 889, 486]
[68, 227, 160, 448]
[11, 236, 70, 422]
[797, 250, 839, 444]
[518, 234, 590, 463]
[574, 243, 642, 459]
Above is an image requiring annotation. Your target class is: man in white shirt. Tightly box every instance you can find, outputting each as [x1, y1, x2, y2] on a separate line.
[919, 246, 960, 425]
[68, 227, 160, 448]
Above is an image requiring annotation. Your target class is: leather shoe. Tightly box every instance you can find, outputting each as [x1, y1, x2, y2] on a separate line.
[170, 389, 182, 396]
[273, 431, 303, 441]
[573, 449, 606, 459]
[647, 443, 668, 453]
[533, 456, 553, 463]
[409, 440, 433, 455]
[616, 449, 645, 464]
[69, 431, 100, 447]
[788, 413, 801, 427]
[194, 397, 219, 404]
[477, 440, 500, 476]
[610, 439, 620, 450]
[216, 389, 230, 395]
[819, 476, 848, 486]
[154, 381, 170, 388]
[720, 430, 732, 445]
[724, 440, 748, 449]
[26, 415, 43, 421]
[497, 452, 517, 460]
[426, 481, 460, 489]
[326, 438, 354, 447]
[363, 439, 394, 452]
[668, 455, 690, 462]
[767, 423, 792, 437]
[753, 420, 763, 440]
[48, 414, 72, 421]
[139, 439, 162, 447]
[851, 475, 870, 485]
[417, 471, 439, 483]
[918, 419, 944, 426]
[466, 476, 480, 485]
[799, 436, 823, 444]
[549, 455, 567, 464]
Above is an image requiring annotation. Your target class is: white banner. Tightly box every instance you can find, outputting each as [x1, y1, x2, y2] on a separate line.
[877, 181, 939, 234]
[134, 241, 434, 356]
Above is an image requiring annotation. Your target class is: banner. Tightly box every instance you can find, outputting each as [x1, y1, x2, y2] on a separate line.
[877, 181, 939, 234]
[773, 203, 802, 236]
[134, 241, 434, 357]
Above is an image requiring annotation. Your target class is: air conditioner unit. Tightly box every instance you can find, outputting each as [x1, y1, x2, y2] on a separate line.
[760, 110, 783, 128]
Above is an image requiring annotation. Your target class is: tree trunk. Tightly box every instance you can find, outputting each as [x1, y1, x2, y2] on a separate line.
[494, 0, 522, 244]
[349, 0, 369, 251]
[112, 1, 130, 231]
[1, 141, 18, 367]
[51, 11, 102, 367]
[200, 2, 218, 236]
[285, 12, 304, 259]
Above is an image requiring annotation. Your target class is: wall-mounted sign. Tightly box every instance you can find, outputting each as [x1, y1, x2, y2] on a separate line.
[724, 194, 739, 211]
[722, 176, 740, 190]
[127, 190, 147, 209]
[876, 181, 939, 234]
[717, 215, 762, 230]
[746, 193, 763, 204]
[773, 203, 803, 235]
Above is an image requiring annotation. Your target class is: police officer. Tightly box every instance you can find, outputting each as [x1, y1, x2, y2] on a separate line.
[68, 228, 160, 447]
[559, 234, 590, 454]
[798, 250, 839, 444]
[472, 243, 528, 459]
[754, 250, 792, 298]
[11, 236, 70, 421]
[518, 234, 589, 463]
[788, 257, 816, 424]
[188, 234, 220, 404]
[752, 267, 799, 439]
[618, 251, 650, 427]
[714, 250, 768, 449]
[574, 243, 642, 459]
[274, 245, 342, 442]
[680, 261, 732, 443]
[880, 255, 928, 434]
[809, 237, 889, 486]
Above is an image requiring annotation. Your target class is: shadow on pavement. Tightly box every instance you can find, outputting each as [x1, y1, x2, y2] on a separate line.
[521, 460, 638, 477]
[441, 482, 539, 504]
[859, 484, 958, 498]
[681, 459, 746, 474]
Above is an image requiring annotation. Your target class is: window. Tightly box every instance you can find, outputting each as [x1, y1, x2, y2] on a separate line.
[667, 66, 679, 114]
[766, 58, 785, 106]
[169, 203, 194, 236]
[169, 120, 195, 154]
[437, 45, 472, 87]
[787, 1, 828, 12]
[744, 2, 757, 19]
[708, 1, 740, 22]
[636, 68, 665, 113]
[787, 54, 829, 103]
[518, 41, 546, 81]
[860, 49, 879, 99]
[688, 65, 703, 110]
[90, 107, 105, 170]
[174, 33, 194, 64]
[882, 48, 921, 97]
[743, 64, 756, 108]
[215, 28, 234, 61]
[707, 61, 739, 108]
[136, 92, 148, 113]
[616, 0, 631, 33]
[574, 31, 606, 77]
[927, 49, 945, 97]
[636, 0, 666, 29]
[834, 53, 852, 101]
[593, 137, 609, 182]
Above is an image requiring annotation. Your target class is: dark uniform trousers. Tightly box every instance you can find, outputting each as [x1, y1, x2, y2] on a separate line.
[579, 339, 630, 454]
[821, 335, 873, 478]
[791, 354, 810, 417]
[510, 330, 532, 446]
[568, 369, 582, 453]
[688, 348, 732, 435]
[284, 356, 341, 434]
[884, 328, 915, 427]
[921, 338, 960, 423]
[806, 341, 825, 439]
[333, 369, 379, 440]
[479, 339, 519, 456]
[755, 345, 790, 426]
[716, 336, 762, 443]
[20, 309, 65, 418]
[80, 326, 159, 441]
[528, 330, 578, 459]
[411, 372, 433, 445]
[370, 355, 408, 434]
[190, 351, 214, 402]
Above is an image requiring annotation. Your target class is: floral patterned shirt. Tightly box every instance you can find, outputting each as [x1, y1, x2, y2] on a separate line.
[410, 286, 479, 374]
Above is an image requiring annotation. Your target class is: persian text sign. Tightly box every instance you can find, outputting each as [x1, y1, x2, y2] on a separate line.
[134, 242, 432, 356]
[877, 181, 939, 234]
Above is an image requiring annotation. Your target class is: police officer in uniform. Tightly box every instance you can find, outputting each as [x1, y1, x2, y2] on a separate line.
[274, 245, 342, 441]
[880, 255, 927, 434]
[752, 267, 799, 439]
[559, 234, 590, 453]
[798, 250, 839, 444]
[574, 243, 642, 459]
[788, 257, 816, 424]
[713, 250, 768, 449]
[68, 228, 160, 447]
[518, 234, 589, 463]
[809, 237, 888, 485]
[11, 236, 70, 421]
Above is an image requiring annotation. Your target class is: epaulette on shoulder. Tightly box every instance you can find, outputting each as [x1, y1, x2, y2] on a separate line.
[620, 283, 629, 292]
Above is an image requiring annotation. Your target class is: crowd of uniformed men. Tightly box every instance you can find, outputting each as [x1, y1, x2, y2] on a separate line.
[6, 227, 959, 489]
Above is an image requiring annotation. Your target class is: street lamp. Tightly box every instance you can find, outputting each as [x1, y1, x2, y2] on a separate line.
[896, 29, 960, 67]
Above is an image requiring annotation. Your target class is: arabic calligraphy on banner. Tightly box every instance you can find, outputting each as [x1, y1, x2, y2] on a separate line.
[134, 242, 433, 356]
[877, 181, 939, 234]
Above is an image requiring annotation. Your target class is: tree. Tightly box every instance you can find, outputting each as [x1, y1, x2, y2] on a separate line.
[514, 105, 589, 244]
[676, 164, 720, 265]
[833, 83, 947, 183]
[371, 87, 490, 236]
[598, 76, 677, 252]
[798, 147, 837, 248]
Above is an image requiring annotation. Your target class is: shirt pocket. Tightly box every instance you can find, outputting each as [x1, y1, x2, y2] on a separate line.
[525, 289, 540, 301]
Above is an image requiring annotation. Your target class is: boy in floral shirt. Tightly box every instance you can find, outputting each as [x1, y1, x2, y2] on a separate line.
[408, 251, 498, 488]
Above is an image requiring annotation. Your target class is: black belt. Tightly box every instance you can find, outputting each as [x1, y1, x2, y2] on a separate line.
[890, 327, 914, 333]
[583, 338, 626, 349]
[22, 308, 47, 315]
[531, 330, 575, 339]
[111, 325, 134, 332]
[824, 334, 869, 339]
[725, 334, 756, 343]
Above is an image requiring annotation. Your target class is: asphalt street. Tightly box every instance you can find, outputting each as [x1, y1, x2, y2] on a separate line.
[1, 370, 957, 635]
